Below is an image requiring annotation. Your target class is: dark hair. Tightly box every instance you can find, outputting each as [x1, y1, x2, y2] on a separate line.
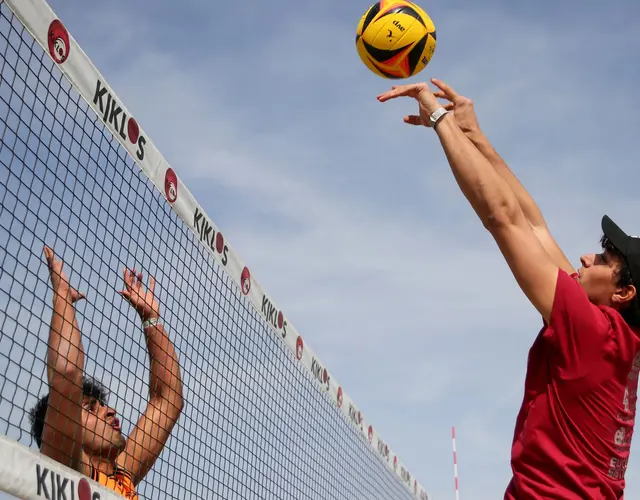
[28, 376, 109, 448]
[601, 235, 640, 327]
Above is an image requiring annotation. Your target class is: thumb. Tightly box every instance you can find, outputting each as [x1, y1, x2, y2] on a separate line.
[71, 290, 86, 303]
[403, 115, 425, 127]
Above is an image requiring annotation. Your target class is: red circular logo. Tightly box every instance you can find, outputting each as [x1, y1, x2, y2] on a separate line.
[78, 478, 91, 500]
[277, 311, 284, 329]
[296, 336, 304, 360]
[323, 368, 328, 383]
[127, 117, 140, 144]
[241, 266, 251, 295]
[337, 387, 343, 408]
[164, 168, 178, 203]
[47, 20, 70, 64]
[215, 232, 224, 254]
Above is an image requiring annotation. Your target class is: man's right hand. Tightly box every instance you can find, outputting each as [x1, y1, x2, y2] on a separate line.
[431, 79, 481, 135]
[43, 246, 85, 304]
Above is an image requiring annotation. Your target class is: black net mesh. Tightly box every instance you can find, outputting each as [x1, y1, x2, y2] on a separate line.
[0, 3, 419, 500]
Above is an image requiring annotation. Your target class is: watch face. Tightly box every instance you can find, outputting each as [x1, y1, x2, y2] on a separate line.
[431, 108, 447, 126]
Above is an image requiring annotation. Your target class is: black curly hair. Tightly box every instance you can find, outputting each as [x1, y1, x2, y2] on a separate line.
[601, 234, 640, 328]
[28, 376, 109, 448]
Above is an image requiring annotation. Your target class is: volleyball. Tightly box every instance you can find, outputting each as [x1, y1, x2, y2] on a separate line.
[355, 0, 436, 79]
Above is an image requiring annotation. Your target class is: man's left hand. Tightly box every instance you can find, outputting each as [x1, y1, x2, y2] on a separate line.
[377, 80, 442, 126]
[119, 267, 160, 322]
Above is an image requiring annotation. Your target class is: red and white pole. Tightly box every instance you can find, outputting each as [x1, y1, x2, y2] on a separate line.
[452, 426, 460, 500]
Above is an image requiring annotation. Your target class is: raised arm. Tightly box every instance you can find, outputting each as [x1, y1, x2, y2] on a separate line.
[429, 79, 575, 276]
[40, 246, 90, 473]
[116, 268, 184, 485]
[378, 83, 559, 322]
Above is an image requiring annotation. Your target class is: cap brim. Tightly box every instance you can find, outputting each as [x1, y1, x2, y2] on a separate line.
[602, 215, 630, 256]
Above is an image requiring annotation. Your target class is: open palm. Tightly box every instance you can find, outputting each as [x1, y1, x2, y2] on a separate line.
[43, 246, 85, 303]
[431, 79, 480, 134]
[119, 268, 160, 321]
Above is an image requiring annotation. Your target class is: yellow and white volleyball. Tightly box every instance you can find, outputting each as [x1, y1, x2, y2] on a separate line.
[355, 0, 436, 79]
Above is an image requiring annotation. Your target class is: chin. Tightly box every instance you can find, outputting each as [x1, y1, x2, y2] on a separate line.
[112, 432, 127, 451]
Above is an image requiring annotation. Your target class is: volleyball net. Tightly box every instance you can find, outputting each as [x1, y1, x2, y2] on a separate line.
[0, 1, 429, 498]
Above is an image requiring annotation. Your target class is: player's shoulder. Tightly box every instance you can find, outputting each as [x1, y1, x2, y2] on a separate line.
[596, 304, 640, 360]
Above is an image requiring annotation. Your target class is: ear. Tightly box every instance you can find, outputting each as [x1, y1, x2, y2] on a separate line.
[612, 284, 637, 306]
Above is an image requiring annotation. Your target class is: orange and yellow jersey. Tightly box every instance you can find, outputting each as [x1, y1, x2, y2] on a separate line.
[90, 465, 139, 500]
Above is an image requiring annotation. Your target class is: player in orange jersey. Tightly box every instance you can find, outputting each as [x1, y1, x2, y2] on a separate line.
[29, 246, 184, 499]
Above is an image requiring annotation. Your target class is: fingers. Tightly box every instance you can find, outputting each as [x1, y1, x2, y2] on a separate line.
[43, 246, 57, 268]
[403, 115, 424, 126]
[122, 266, 154, 294]
[433, 90, 451, 102]
[71, 289, 86, 303]
[377, 82, 427, 102]
[443, 103, 454, 111]
[122, 266, 133, 290]
[430, 78, 459, 100]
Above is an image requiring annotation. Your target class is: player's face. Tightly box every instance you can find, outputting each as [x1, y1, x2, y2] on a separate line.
[81, 396, 126, 458]
[577, 250, 623, 306]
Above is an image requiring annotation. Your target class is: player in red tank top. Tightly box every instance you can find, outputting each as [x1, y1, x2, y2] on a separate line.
[377, 80, 640, 499]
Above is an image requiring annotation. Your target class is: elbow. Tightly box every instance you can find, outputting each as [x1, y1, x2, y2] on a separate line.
[174, 382, 185, 414]
[163, 392, 184, 424]
[155, 383, 184, 418]
[175, 394, 185, 415]
[48, 369, 83, 396]
[48, 356, 83, 388]
[481, 202, 520, 234]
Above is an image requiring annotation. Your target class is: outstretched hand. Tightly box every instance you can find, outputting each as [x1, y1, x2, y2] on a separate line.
[43, 246, 85, 304]
[431, 79, 480, 134]
[119, 268, 160, 322]
[376, 81, 442, 127]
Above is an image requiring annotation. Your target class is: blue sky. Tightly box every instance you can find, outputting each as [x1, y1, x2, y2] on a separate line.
[3, 0, 640, 499]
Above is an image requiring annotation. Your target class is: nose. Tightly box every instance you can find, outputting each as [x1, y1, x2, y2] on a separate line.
[581, 254, 594, 268]
[105, 406, 116, 419]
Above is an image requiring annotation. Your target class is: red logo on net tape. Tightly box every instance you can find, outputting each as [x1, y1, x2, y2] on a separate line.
[241, 267, 251, 296]
[164, 168, 178, 203]
[78, 478, 92, 500]
[368, 425, 373, 443]
[48, 20, 70, 64]
[215, 232, 225, 254]
[337, 387, 343, 408]
[296, 336, 304, 360]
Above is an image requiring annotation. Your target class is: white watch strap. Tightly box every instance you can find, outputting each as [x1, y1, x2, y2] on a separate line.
[429, 107, 448, 128]
[142, 317, 160, 329]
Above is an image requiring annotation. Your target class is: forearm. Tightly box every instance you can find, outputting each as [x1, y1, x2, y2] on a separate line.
[466, 129, 575, 273]
[434, 115, 525, 229]
[144, 322, 183, 407]
[467, 130, 546, 229]
[47, 296, 84, 385]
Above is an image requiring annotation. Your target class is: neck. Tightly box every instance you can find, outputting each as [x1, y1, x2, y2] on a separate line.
[90, 455, 117, 476]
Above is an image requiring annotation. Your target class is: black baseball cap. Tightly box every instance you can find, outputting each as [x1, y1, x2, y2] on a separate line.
[602, 215, 640, 286]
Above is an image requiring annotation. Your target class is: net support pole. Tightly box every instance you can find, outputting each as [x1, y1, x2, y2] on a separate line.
[452, 426, 460, 500]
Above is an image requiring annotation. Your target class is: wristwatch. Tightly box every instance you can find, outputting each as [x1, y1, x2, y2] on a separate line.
[429, 107, 449, 128]
[142, 317, 160, 329]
